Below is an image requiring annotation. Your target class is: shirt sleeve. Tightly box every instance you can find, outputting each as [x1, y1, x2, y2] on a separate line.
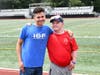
[48, 27, 53, 35]
[70, 37, 78, 51]
[19, 26, 27, 41]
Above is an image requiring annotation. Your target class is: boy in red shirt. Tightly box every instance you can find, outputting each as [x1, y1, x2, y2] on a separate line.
[47, 15, 78, 75]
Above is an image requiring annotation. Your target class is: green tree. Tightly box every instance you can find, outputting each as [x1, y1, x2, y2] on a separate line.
[80, 0, 94, 6]
[33, 0, 42, 3]
[0, 0, 12, 9]
[80, 0, 100, 12]
[94, 0, 100, 12]
[14, 0, 34, 8]
[50, 0, 69, 7]
[69, 0, 83, 6]
[0, 0, 42, 9]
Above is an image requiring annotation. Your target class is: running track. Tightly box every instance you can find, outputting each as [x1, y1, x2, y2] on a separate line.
[0, 68, 48, 75]
[0, 68, 83, 75]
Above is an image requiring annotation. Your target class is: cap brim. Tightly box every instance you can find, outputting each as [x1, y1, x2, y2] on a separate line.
[50, 19, 63, 23]
[50, 19, 58, 23]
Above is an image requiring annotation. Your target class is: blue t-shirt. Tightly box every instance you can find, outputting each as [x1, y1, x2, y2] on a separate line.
[19, 24, 52, 67]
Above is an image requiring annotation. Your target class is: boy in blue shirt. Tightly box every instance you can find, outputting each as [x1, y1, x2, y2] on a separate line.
[16, 7, 52, 75]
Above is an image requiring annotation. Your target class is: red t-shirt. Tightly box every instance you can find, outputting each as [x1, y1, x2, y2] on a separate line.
[47, 31, 78, 67]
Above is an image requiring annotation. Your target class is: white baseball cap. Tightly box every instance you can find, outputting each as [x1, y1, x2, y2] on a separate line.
[50, 15, 63, 23]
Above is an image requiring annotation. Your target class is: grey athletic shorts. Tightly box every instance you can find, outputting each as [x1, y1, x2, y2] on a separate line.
[49, 62, 72, 75]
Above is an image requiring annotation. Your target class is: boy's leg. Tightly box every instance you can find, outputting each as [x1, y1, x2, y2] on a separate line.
[49, 63, 63, 75]
[20, 67, 43, 75]
[20, 67, 35, 75]
[49, 63, 72, 75]
[63, 67, 72, 75]
[35, 67, 43, 75]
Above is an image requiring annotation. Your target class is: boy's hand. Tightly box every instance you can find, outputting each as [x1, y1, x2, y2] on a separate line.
[19, 61, 25, 72]
[68, 61, 75, 71]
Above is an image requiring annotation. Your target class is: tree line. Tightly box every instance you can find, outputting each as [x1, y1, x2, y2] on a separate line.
[0, 0, 100, 12]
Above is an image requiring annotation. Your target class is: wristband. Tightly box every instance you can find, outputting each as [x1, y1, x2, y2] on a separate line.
[72, 61, 76, 64]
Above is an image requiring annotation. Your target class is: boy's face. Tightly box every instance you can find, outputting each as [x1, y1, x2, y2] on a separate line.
[51, 21, 63, 32]
[34, 12, 46, 26]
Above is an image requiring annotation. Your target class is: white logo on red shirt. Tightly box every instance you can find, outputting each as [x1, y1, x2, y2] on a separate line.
[64, 38, 68, 45]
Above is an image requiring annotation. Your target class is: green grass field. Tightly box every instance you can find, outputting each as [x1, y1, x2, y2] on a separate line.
[0, 18, 100, 75]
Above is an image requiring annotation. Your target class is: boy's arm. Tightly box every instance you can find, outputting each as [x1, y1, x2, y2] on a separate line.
[16, 38, 24, 72]
[67, 30, 78, 63]
[71, 51, 77, 63]
[67, 30, 78, 70]
[71, 50, 78, 67]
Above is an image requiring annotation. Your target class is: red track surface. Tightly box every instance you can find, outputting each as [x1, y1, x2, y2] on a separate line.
[0, 68, 48, 75]
[0, 68, 83, 75]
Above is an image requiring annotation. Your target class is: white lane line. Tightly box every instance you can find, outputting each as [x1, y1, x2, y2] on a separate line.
[0, 35, 100, 38]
